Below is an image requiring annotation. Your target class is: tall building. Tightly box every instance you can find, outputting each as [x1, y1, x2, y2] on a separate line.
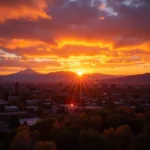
[4, 90, 9, 101]
[15, 82, 19, 96]
[100, 83, 109, 89]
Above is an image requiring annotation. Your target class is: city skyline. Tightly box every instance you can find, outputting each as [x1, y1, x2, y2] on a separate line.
[0, 0, 150, 75]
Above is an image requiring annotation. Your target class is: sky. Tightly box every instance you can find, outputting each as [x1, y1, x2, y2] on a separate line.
[0, 0, 150, 75]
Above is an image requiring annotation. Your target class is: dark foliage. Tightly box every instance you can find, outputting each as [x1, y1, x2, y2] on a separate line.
[2, 108, 150, 150]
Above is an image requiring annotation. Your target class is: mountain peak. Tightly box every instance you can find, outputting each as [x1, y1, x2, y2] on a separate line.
[25, 68, 34, 72]
[17, 68, 39, 75]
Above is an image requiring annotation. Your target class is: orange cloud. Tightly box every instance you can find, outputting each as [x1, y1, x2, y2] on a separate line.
[0, 38, 46, 49]
[58, 39, 112, 48]
[0, 0, 51, 22]
[0, 0, 150, 75]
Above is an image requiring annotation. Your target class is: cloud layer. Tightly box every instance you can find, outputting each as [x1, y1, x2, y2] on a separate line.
[0, 0, 150, 75]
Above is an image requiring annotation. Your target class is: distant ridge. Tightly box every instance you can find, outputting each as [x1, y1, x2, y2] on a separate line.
[0, 68, 43, 82]
[0, 68, 118, 82]
[0, 68, 149, 84]
[85, 73, 119, 80]
[12, 68, 41, 75]
[102, 73, 150, 85]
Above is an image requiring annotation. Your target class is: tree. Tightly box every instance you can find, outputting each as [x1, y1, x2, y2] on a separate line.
[30, 131, 41, 150]
[78, 129, 109, 150]
[78, 113, 89, 129]
[31, 117, 58, 140]
[89, 116, 103, 131]
[34, 141, 56, 150]
[14, 126, 40, 150]
[115, 125, 133, 150]
[132, 125, 150, 150]
[113, 106, 132, 116]
[103, 127, 117, 150]
[51, 126, 74, 150]
[9, 130, 30, 150]
[103, 125, 134, 150]
[97, 108, 109, 120]
[105, 115, 145, 134]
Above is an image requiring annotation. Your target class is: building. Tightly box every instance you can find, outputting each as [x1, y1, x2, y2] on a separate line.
[60, 104, 79, 114]
[15, 82, 19, 96]
[52, 104, 79, 114]
[143, 104, 150, 111]
[100, 83, 109, 89]
[52, 105, 59, 113]
[26, 100, 39, 106]
[4, 90, 9, 101]
[114, 100, 126, 107]
[8, 96, 19, 103]
[26, 106, 38, 112]
[0, 100, 8, 112]
[4, 105, 20, 112]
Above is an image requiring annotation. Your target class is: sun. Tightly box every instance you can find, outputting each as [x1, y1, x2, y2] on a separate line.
[71, 69, 86, 77]
[77, 71, 83, 76]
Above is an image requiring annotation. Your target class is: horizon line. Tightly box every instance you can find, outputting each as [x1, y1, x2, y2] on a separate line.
[0, 68, 150, 76]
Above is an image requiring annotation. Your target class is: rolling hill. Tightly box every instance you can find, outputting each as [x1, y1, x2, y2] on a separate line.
[102, 73, 150, 85]
[0, 68, 149, 84]
[0, 68, 118, 83]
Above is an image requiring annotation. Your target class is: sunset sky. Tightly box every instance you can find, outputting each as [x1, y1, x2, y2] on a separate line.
[0, 0, 150, 75]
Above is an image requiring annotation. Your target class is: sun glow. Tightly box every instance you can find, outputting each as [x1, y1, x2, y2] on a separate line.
[76, 70, 84, 76]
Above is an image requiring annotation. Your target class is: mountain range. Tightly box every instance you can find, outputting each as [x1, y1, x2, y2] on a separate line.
[0, 68, 149, 84]
[102, 73, 150, 85]
[0, 68, 118, 83]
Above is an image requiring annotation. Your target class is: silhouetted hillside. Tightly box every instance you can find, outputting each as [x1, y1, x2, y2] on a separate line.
[0, 68, 118, 83]
[102, 73, 150, 84]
